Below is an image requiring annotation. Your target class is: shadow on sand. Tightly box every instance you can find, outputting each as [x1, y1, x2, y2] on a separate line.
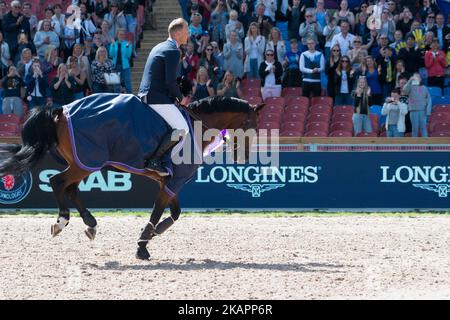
[83, 259, 348, 273]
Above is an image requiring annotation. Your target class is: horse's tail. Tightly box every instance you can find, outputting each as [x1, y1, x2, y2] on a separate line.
[0, 107, 61, 176]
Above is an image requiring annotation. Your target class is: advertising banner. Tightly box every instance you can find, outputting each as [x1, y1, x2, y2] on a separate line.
[0, 152, 449, 210]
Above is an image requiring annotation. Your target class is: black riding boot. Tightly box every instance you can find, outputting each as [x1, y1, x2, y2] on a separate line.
[145, 130, 180, 176]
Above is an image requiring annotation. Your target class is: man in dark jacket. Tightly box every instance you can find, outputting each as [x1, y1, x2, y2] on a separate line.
[2, 1, 30, 55]
[138, 18, 190, 176]
[397, 33, 422, 77]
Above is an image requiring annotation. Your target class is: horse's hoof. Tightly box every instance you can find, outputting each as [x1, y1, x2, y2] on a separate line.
[136, 247, 151, 260]
[84, 227, 97, 240]
[51, 224, 63, 237]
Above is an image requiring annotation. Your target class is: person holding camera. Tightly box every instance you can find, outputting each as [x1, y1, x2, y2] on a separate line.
[299, 9, 323, 52]
[403, 73, 432, 138]
[381, 87, 408, 137]
[2, 65, 25, 117]
[24, 58, 49, 109]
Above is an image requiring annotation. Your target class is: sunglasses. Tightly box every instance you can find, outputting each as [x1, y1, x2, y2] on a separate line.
[333, 49, 340, 52]
[206, 48, 213, 51]
[354, 40, 361, 43]
[266, 53, 274, 56]
[342, 60, 349, 63]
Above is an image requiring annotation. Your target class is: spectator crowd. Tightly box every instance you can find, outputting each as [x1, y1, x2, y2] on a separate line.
[178, 0, 450, 137]
[0, 0, 150, 118]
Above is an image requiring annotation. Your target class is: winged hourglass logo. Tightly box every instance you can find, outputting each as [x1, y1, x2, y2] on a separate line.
[226, 184, 285, 197]
[413, 184, 450, 198]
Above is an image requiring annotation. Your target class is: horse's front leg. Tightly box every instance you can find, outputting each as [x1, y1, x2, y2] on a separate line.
[136, 189, 173, 260]
[66, 183, 98, 240]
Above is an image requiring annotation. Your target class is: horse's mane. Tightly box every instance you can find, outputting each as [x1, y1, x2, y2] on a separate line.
[188, 96, 251, 114]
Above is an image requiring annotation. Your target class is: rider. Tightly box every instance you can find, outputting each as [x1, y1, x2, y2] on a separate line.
[138, 18, 190, 176]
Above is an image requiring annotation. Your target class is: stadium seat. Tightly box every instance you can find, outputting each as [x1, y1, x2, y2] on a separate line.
[305, 121, 329, 133]
[280, 130, 303, 137]
[428, 86, 443, 98]
[369, 114, 379, 132]
[261, 104, 284, 115]
[332, 112, 353, 123]
[329, 130, 353, 137]
[259, 113, 281, 124]
[356, 131, 378, 137]
[243, 96, 262, 105]
[432, 96, 450, 106]
[432, 122, 450, 133]
[243, 86, 261, 96]
[0, 123, 20, 134]
[443, 87, 450, 97]
[311, 96, 333, 107]
[242, 78, 261, 89]
[433, 104, 450, 113]
[285, 104, 308, 115]
[429, 112, 450, 124]
[283, 113, 306, 123]
[282, 87, 302, 97]
[258, 121, 280, 131]
[286, 96, 310, 107]
[310, 104, 332, 115]
[379, 131, 387, 137]
[330, 122, 353, 133]
[334, 105, 354, 114]
[431, 131, 450, 137]
[265, 97, 285, 107]
[307, 113, 331, 123]
[304, 130, 328, 137]
[281, 121, 304, 132]
[0, 114, 21, 124]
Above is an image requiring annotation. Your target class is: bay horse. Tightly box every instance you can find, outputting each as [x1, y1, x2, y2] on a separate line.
[0, 94, 264, 260]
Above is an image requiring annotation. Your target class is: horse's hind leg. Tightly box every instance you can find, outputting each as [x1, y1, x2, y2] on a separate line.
[50, 166, 91, 237]
[66, 183, 98, 240]
[136, 193, 180, 260]
[136, 189, 173, 260]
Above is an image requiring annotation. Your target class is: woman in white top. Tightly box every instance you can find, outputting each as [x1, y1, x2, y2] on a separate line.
[265, 27, 286, 64]
[244, 22, 265, 79]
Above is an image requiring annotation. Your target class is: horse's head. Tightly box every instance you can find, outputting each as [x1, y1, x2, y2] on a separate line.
[188, 97, 265, 163]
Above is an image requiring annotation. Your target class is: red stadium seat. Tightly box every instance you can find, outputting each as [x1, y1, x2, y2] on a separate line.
[286, 96, 310, 107]
[280, 130, 303, 137]
[282, 87, 302, 97]
[329, 130, 353, 137]
[356, 131, 378, 137]
[369, 114, 379, 131]
[379, 131, 387, 137]
[259, 113, 281, 124]
[429, 112, 450, 124]
[285, 104, 308, 116]
[432, 104, 450, 113]
[261, 104, 284, 115]
[244, 96, 263, 105]
[0, 114, 21, 124]
[432, 122, 450, 133]
[304, 130, 328, 137]
[311, 96, 333, 107]
[242, 78, 261, 89]
[281, 121, 304, 132]
[243, 86, 262, 96]
[283, 113, 306, 123]
[310, 104, 332, 115]
[330, 122, 353, 133]
[306, 121, 329, 133]
[0, 123, 20, 134]
[258, 121, 280, 130]
[265, 97, 285, 107]
[332, 112, 353, 123]
[307, 113, 331, 123]
[431, 131, 450, 137]
[334, 105, 354, 114]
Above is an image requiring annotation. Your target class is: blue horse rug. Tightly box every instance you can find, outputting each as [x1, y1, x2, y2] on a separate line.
[63, 93, 202, 197]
